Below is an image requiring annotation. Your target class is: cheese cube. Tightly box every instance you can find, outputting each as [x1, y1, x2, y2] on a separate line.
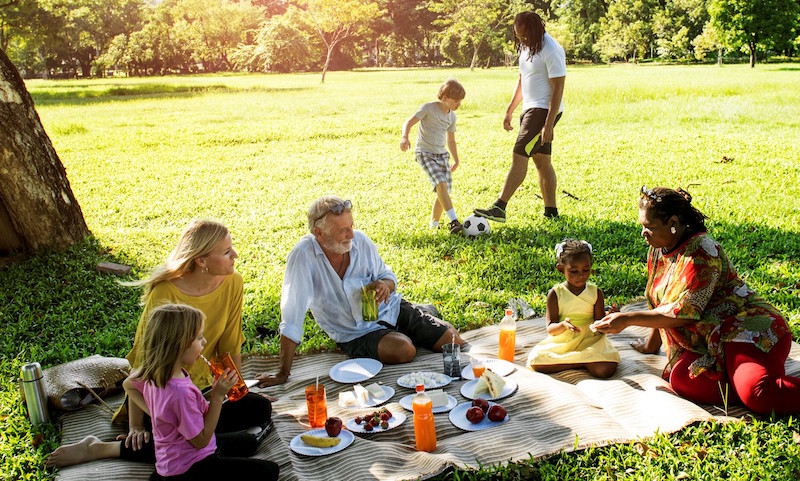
[353, 384, 369, 403]
[365, 382, 384, 398]
[427, 389, 448, 407]
[339, 391, 357, 407]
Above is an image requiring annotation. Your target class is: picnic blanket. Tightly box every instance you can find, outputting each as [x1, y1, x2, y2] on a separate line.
[55, 307, 800, 481]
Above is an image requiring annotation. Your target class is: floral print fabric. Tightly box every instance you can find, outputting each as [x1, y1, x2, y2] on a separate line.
[646, 234, 789, 380]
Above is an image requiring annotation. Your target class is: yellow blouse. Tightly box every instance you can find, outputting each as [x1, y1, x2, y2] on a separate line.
[126, 272, 245, 390]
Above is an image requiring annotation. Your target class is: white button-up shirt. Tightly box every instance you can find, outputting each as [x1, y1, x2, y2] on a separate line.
[279, 231, 401, 344]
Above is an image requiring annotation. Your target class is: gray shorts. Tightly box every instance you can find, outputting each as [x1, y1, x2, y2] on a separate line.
[415, 150, 452, 192]
[338, 300, 449, 359]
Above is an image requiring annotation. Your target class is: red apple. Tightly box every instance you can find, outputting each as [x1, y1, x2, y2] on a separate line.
[471, 398, 490, 413]
[487, 404, 507, 422]
[466, 406, 485, 424]
[324, 416, 342, 437]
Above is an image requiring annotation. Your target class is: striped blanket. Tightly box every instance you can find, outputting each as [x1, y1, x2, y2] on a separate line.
[55, 310, 800, 481]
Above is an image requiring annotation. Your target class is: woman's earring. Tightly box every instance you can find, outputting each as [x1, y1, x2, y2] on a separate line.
[670, 226, 677, 235]
[202, 266, 209, 273]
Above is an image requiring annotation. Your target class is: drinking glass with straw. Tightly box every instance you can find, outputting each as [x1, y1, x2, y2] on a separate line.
[305, 375, 327, 427]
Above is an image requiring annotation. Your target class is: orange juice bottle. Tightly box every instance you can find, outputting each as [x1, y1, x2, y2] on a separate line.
[412, 384, 436, 452]
[498, 308, 516, 362]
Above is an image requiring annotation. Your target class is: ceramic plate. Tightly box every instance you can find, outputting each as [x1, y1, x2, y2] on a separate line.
[460, 378, 518, 401]
[338, 385, 395, 409]
[449, 402, 509, 431]
[398, 393, 458, 413]
[345, 410, 407, 434]
[289, 428, 355, 456]
[329, 358, 383, 383]
[459, 359, 517, 380]
[396, 371, 452, 389]
[245, 379, 259, 388]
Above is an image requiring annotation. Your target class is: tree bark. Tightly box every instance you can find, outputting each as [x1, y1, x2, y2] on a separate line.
[0, 48, 90, 253]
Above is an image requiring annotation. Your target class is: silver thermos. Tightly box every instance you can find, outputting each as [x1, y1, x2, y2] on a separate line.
[21, 362, 49, 425]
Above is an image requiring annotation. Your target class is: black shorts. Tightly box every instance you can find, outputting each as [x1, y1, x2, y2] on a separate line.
[513, 108, 562, 157]
[338, 300, 449, 359]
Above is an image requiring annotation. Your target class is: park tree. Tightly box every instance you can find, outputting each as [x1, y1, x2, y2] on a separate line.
[429, 0, 526, 70]
[231, 5, 318, 72]
[709, 0, 800, 67]
[651, 0, 708, 60]
[595, 0, 657, 62]
[0, 48, 89, 253]
[552, 0, 607, 61]
[298, 0, 383, 82]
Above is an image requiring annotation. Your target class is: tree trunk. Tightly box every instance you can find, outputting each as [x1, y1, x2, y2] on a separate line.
[0, 48, 90, 253]
[469, 44, 478, 71]
[321, 45, 333, 83]
[749, 40, 756, 68]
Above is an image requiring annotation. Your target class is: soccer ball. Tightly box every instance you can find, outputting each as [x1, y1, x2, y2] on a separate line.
[463, 215, 490, 237]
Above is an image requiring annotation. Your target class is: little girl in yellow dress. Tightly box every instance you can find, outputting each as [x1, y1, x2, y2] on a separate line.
[527, 239, 620, 378]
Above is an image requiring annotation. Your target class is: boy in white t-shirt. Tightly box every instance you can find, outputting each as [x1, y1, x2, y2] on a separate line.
[474, 12, 567, 222]
[400, 79, 466, 234]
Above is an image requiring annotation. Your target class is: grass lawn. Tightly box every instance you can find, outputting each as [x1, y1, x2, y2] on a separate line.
[1, 64, 799, 480]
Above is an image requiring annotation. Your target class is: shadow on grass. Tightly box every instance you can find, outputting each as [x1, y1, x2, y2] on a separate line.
[30, 84, 311, 106]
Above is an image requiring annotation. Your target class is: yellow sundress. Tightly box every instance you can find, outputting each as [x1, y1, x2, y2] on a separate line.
[526, 281, 620, 367]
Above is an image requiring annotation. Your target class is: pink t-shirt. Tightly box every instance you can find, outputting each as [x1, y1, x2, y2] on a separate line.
[131, 371, 216, 476]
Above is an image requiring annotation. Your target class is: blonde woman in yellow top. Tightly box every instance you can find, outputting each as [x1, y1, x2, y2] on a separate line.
[527, 239, 619, 378]
[48, 220, 271, 468]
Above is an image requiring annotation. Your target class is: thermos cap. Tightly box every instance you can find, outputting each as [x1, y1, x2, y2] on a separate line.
[21, 362, 43, 382]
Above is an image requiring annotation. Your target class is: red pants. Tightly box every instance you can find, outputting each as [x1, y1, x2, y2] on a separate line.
[669, 335, 800, 415]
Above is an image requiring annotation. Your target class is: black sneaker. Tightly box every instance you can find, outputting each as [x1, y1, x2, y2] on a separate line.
[449, 219, 463, 235]
[473, 205, 506, 222]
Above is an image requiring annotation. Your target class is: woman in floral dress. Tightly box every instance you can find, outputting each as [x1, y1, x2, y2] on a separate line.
[593, 186, 799, 415]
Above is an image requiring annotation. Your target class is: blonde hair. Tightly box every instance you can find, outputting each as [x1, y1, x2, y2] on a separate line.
[127, 219, 229, 301]
[134, 304, 205, 388]
[438, 79, 466, 101]
[307, 195, 351, 233]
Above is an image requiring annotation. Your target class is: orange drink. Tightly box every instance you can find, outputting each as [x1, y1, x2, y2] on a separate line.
[412, 384, 436, 452]
[206, 352, 248, 402]
[498, 308, 517, 362]
[472, 361, 486, 378]
[498, 328, 516, 362]
[305, 384, 327, 428]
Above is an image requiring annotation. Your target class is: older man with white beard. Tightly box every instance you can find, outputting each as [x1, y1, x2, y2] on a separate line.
[256, 195, 463, 387]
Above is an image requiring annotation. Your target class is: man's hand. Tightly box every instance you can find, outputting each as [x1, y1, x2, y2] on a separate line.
[400, 137, 410, 151]
[450, 158, 459, 173]
[503, 112, 514, 132]
[256, 371, 289, 388]
[367, 279, 393, 304]
[116, 425, 150, 451]
[540, 123, 555, 144]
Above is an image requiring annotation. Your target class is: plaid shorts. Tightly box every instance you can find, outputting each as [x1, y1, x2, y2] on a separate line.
[415, 150, 452, 192]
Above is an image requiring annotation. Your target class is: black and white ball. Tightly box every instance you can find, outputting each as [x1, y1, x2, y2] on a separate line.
[463, 215, 490, 237]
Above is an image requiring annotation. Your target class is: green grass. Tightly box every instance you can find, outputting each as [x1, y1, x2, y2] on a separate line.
[2, 64, 799, 479]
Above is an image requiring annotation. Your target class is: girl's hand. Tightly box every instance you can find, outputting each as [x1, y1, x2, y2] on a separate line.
[592, 312, 629, 335]
[562, 319, 580, 333]
[117, 425, 150, 451]
[210, 368, 238, 401]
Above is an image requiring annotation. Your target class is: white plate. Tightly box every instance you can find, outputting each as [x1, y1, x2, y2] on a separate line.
[338, 385, 395, 409]
[460, 378, 518, 401]
[449, 401, 509, 431]
[245, 379, 259, 388]
[398, 393, 458, 413]
[459, 359, 517, 380]
[289, 428, 355, 456]
[329, 358, 383, 383]
[396, 371, 452, 389]
[345, 411, 407, 433]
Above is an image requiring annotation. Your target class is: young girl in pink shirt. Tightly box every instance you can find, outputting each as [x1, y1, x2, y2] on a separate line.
[124, 304, 279, 480]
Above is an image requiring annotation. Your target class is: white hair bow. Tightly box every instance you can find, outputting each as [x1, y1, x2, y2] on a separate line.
[555, 240, 592, 259]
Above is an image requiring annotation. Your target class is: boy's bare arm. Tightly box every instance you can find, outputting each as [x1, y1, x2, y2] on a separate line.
[400, 116, 419, 151]
[447, 131, 459, 172]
